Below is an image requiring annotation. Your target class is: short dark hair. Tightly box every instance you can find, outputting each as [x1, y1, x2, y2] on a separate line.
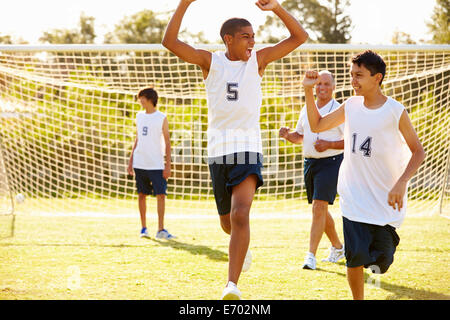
[352, 50, 386, 86]
[220, 18, 252, 43]
[137, 87, 158, 106]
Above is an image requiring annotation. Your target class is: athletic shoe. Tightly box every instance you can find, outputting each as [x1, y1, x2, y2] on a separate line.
[322, 245, 345, 263]
[302, 252, 316, 270]
[221, 282, 242, 300]
[242, 249, 252, 272]
[156, 229, 176, 240]
[140, 227, 150, 238]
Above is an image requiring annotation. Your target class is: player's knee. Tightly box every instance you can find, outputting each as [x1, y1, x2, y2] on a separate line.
[138, 193, 147, 200]
[230, 205, 250, 228]
[220, 214, 231, 234]
[312, 200, 328, 215]
[221, 222, 231, 234]
[370, 256, 394, 274]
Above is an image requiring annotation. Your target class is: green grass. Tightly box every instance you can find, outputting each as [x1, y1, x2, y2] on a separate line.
[0, 211, 449, 300]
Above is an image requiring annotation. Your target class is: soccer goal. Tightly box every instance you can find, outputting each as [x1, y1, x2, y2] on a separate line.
[0, 44, 448, 217]
[0, 138, 14, 237]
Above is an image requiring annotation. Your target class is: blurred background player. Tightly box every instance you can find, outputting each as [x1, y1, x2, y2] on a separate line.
[127, 87, 175, 240]
[163, 0, 308, 299]
[279, 70, 344, 270]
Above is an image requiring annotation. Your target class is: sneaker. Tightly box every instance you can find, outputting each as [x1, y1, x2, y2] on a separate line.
[302, 252, 316, 270]
[322, 245, 345, 263]
[140, 227, 150, 238]
[155, 229, 176, 240]
[221, 282, 242, 300]
[242, 250, 252, 272]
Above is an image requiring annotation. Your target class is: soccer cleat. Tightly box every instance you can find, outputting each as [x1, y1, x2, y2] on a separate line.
[140, 227, 150, 238]
[322, 245, 345, 263]
[156, 229, 176, 240]
[221, 282, 242, 300]
[302, 252, 317, 270]
[242, 249, 252, 272]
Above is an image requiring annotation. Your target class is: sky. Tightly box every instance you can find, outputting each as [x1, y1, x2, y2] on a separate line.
[0, 0, 437, 44]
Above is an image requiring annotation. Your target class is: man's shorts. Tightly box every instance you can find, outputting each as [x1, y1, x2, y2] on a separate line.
[133, 168, 167, 196]
[304, 153, 343, 204]
[343, 217, 400, 274]
[208, 152, 264, 216]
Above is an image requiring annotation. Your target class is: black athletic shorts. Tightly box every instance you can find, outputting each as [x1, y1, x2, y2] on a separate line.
[208, 152, 264, 216]
[304, 153, 343, 204]
[134, 168, 167, 196]
[343, 217, 400, 274]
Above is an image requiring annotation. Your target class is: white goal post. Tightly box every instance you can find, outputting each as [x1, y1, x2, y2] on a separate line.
[0, 44, 449, 216]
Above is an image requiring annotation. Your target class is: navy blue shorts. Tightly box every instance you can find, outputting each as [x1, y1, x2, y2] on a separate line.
[208, 152, 264, 216]
[343, 217, 400, 274]
[134, 168, 167, 196]
[304, 153, 343, 204]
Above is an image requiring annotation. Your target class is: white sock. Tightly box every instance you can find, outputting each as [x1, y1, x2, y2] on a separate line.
[227, 281, 237, 288]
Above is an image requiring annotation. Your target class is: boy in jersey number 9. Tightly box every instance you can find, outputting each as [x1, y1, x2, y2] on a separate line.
[127, 88, 175, 240]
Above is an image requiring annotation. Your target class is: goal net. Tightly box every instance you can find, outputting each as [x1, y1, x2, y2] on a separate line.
[0, 137, 14, 237]
[0, 44, 449, 217]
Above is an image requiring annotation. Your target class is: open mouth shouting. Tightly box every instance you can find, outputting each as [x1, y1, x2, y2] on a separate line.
[246, 47, 253, 58]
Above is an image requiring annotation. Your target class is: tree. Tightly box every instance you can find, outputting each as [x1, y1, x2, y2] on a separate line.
[104, 10, 168, 44]
[427, 0, 450, 44]
[391, 31, 416, 45]
[0, 34, 13, 44]
[78, 13, 96, 44]
[104, 9, 210, 44]
[258, 0, 352, 43]
[39, 13, 96, 44]
[0, 34, 28, 44]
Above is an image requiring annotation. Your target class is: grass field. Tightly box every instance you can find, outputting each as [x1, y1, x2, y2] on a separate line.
[0, 206, 449, 300]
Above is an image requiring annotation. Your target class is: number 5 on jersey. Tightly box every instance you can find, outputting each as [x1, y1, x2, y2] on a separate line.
[352, 133, 372, 157]
[226, 82, 238, 101]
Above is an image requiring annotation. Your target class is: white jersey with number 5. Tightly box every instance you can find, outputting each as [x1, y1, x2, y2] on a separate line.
[337, 96, 411, 228]
[204, 51, 263, 158]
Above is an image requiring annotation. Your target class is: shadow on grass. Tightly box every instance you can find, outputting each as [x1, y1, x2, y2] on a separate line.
[150, 238, 228, 262]
[0, 240, 228, 267]
[0, 239, 228, 262]
[319, 268, 450, 300]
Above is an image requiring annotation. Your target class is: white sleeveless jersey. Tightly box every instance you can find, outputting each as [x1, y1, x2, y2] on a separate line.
[204, 51, 263, 157]
[337, 96, 411, 228]
[296, 99, 344, 158]
[132, 110, 166, 170]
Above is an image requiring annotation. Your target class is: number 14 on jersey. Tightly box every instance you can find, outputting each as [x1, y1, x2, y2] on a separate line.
[352, 133, 372, 157]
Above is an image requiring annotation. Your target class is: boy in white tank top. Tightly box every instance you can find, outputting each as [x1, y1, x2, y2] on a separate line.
[303, 51, 425, 300]
[127, 88, 175, 240]
[163, 0, 308, 299]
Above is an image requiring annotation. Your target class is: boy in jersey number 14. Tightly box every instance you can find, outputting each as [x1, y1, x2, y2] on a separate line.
[303, 50, 425, 300]
[163, 0, 308, 299]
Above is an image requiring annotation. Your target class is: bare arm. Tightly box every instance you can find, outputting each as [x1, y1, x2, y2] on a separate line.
[314, 139, 344, 152]
[388, 110, 425, 211]
[303, 70, 345, 133]
[127, 133, 138, 176]
[162, 117, 172, 180]
[162, 0, 211, 79]
[256, 0, 308, 75]
[279, 127, 303, 144]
